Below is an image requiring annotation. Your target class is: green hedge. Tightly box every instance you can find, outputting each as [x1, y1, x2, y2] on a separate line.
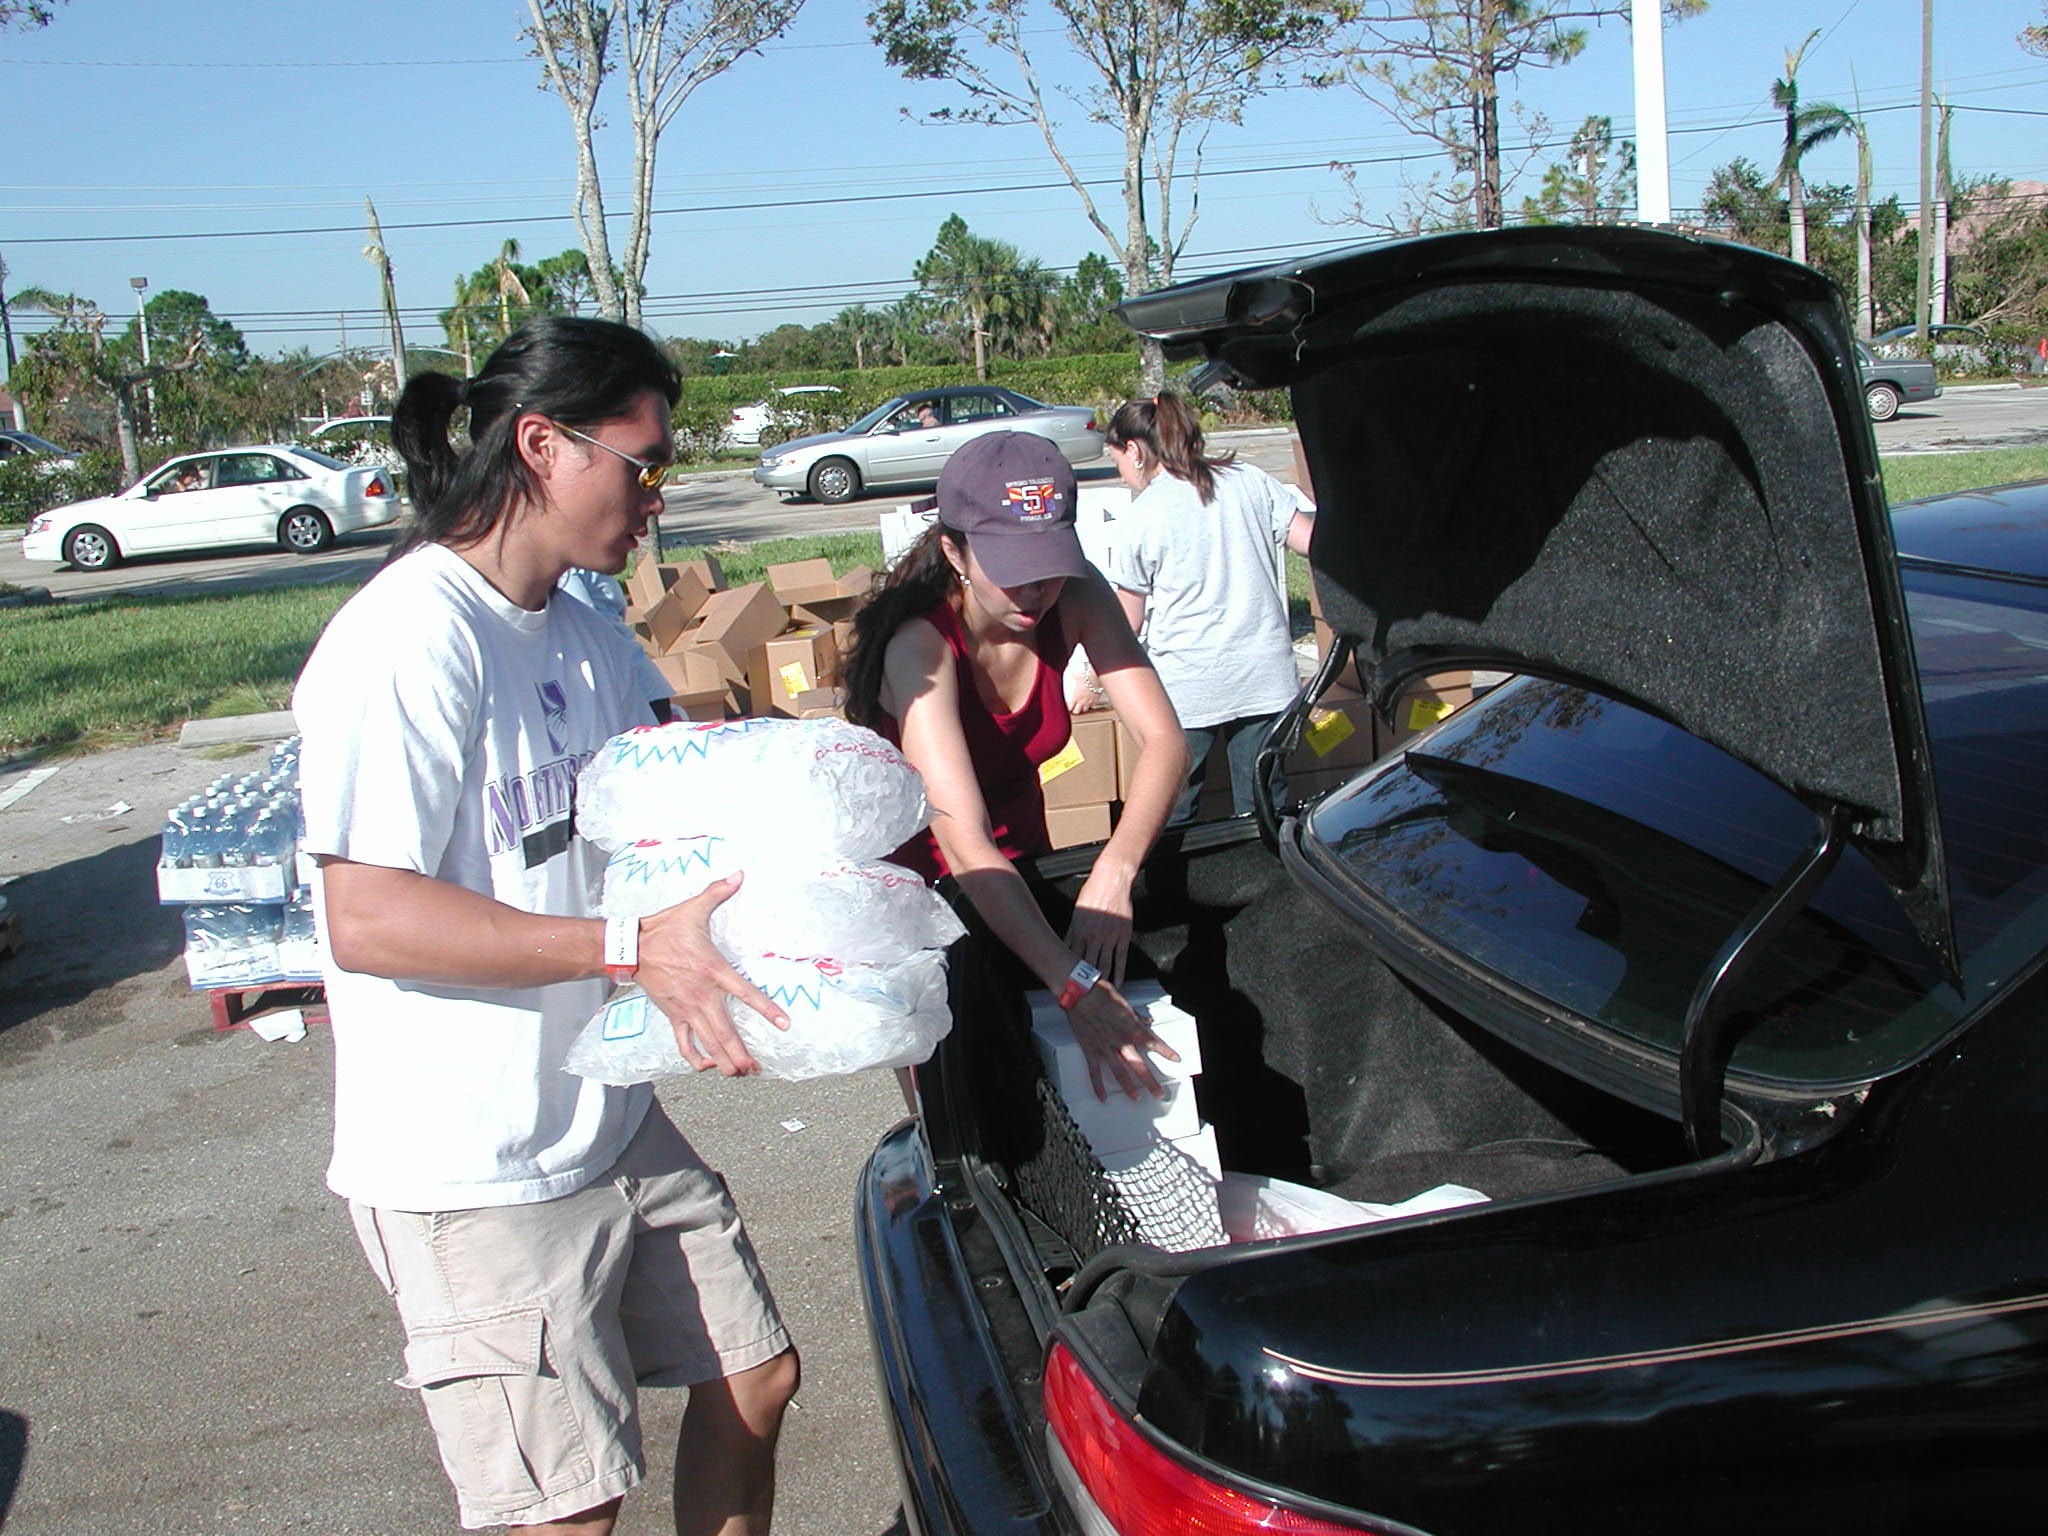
[0, 449, 127, 527]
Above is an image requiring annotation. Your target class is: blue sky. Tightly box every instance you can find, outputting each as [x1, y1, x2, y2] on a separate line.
[3, 0, 2043, 362]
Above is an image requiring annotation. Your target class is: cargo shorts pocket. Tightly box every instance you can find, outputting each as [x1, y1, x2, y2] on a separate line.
[397, 1303, 595, 1511]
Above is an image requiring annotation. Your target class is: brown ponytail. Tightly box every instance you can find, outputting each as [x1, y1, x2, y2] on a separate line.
[1103, 390, 1234, 503]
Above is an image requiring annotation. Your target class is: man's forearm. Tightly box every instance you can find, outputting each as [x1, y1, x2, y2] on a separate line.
[319, 859, 605, 987]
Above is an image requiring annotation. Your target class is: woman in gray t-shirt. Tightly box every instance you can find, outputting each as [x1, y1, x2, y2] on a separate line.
[1102, 392, 1314, 822]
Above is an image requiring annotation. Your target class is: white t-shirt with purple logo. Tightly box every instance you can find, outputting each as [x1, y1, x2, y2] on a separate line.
[295, 543, 656, 1211]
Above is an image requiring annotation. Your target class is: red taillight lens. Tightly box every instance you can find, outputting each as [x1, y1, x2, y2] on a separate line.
[1043, 1342, 1372, 1535]
[365, 475, 390, 498]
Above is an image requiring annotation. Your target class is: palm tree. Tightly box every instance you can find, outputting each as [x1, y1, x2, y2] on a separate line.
[915, 216, 1032, 382]
[1771, 32, 1857, 268]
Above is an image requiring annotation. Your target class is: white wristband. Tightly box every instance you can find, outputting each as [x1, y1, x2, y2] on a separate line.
[603, 915, 639, 984]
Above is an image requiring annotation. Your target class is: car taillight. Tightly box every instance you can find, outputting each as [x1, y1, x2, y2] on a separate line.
[365, 475, 390, 498]
[1043, 1342, 1376, 1535]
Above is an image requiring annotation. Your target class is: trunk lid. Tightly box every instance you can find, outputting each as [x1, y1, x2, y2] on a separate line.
[1118, 226, 1953, 969]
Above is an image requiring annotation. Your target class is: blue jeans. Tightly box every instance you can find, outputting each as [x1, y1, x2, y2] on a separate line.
[1171, 713, 1288, 825]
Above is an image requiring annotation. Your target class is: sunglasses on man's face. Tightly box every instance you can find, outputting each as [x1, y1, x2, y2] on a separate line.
[551, 420, 673, 489]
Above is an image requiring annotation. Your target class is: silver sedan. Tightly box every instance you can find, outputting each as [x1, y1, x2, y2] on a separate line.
[753, 385, 1104, 504]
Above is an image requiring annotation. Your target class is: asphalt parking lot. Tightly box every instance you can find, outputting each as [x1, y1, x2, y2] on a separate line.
[0, 739, 908, 1535]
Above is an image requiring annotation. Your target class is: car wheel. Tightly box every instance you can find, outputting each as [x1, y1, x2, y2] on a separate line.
[65, 524, 120, 571]
[808, 457, 862, 505]
[279, 507, 334, 553]
[1865, 382, 1901, 422]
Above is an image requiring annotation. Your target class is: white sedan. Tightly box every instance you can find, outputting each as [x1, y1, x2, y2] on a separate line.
[19, 445, 401, 571]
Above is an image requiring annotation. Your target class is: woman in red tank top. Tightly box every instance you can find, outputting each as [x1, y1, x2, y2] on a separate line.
[845, 433, 1190, 1101]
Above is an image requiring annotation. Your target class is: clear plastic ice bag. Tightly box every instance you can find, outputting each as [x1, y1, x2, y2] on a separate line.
[602, 843, 960, 966]
[576, 717, 931, 859]
[563, 949, 953, 1085]
[709, 858, 964, 965]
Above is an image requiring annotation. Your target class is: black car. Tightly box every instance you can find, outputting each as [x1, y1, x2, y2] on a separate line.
[856, 226, 2048, 1535]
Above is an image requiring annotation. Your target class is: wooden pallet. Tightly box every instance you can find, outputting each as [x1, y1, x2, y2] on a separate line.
[206, 982, 328, 1033]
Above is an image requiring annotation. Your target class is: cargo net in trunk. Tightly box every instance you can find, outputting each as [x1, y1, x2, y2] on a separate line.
[1011, 1072, 1227, 1258]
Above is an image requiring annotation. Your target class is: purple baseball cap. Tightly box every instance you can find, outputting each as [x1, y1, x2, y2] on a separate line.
[930, 431, 1089, 589]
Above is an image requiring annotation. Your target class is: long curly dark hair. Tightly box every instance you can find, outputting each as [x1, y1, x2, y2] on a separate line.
[842, 522, 967, 729]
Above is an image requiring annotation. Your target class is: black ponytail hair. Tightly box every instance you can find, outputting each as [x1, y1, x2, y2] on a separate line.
[388, 315, 681, 559]
[843, 522, 967, 730]
[1103, 390, 1234, 504]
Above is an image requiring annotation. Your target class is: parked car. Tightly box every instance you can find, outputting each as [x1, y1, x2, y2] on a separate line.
[1856, 339, 1939, 421]
[18, 445, 400, 571]
[0, 428, 77, 468]
[722, 384, 844, 448]
[753, 385, 1103, 504]
[1872, 321, 1991, 354]
[858, 226, 2048, 1535]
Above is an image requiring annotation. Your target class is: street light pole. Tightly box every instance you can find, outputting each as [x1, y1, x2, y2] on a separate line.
[130, 275, 153, 430]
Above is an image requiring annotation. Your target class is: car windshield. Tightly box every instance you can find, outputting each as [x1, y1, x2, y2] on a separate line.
[847, 401, 906, 434]
[291, 448, 349, 470]
[5, 432, 67, 454]
[1303, 563, 2048, 1090]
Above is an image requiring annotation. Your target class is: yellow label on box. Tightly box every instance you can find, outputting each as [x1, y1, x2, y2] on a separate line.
[778, 661, 812, 694]
[1038, 736, 1086, 784]
[1305, 706, 1356, 758]
[1404, 696, 1455, 732]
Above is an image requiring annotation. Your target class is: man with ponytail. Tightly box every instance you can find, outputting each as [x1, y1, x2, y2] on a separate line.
[1102, 391, 1315, 823]
[844, 431, 1190, 1102]
[294, 317, 797, 1536]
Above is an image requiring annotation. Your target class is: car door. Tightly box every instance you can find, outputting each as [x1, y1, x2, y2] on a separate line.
[863, 398, 951, 484]
[208, 452, 307, 545]
[119, 456, 229, 552]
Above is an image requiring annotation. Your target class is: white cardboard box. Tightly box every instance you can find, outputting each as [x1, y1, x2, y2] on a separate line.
[1028, 981, 1204, 1156]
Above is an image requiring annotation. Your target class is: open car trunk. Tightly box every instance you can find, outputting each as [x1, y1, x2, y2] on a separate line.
[933, 824, 1741, 1288]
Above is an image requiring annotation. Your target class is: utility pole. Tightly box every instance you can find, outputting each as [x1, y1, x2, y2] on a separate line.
[1915, 0, 1934, 341]
[130, 276, 154, 434]
[363, 198, 408, 404]
[1631, 0, 1672, 224]
[0, 250, 24, 431]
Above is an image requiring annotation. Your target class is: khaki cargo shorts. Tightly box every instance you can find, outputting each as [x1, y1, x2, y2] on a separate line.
[349, 1103, 790, 1530]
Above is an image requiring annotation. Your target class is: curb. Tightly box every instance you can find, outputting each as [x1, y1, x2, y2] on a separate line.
[178, 710, 297, 748]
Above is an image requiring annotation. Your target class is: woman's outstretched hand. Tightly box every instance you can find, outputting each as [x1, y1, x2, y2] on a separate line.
[1065, 979, 1181, 1101]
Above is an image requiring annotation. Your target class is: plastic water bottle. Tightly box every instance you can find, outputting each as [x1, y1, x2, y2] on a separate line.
[185, 805, 221, 869]
[161, 802, 191, 868]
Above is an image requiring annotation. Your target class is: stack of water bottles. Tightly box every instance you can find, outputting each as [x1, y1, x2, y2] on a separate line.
[158, 736, 324, 990]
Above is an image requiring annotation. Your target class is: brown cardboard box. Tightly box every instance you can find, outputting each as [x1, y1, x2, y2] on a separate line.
[828, 620, 858, 682]
[648, 649, 733, 720]
[642, 565, 714, 654]
[690, 582, 787, 685]
[1283, 687, 1379, 776]
[1378, 672, 1476, 753]
[763, 557, 836, 603]
[1290, 432, 1317, 507]
[1307, 575, 1364, 692]
[1040, 714, 1118, 810]
[745, 627, 841, 717]
[677, 554, 726, 593]
[776, 562, 875, 626]
[1046, 803, 1113, 850]
[624, 556, 677, 614]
